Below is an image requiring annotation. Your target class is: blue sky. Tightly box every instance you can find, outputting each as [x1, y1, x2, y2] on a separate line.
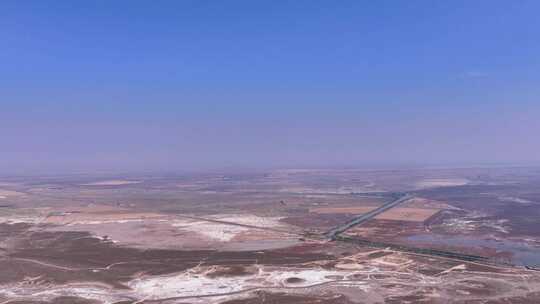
[1, 1, 539, 173]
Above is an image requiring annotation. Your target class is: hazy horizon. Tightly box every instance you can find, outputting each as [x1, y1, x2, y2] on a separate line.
[2, 1, 539, 174]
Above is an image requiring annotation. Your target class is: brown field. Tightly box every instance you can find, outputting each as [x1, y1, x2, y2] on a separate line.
[310, 206, 441, 222]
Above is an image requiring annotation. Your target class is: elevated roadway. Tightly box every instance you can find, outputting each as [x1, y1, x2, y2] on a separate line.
[325, 193, 412, 240]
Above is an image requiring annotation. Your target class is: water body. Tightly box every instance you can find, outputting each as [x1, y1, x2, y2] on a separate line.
[406, 234, 540, 267]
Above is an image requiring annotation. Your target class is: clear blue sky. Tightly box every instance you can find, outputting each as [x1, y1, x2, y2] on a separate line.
[1, 1, 539, 173]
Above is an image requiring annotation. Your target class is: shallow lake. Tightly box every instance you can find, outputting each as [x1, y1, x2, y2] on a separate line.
[406, 234, 540, 267]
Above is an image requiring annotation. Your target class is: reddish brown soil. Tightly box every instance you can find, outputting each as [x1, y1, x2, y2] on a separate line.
[206, 266, 253, 278]
[3, 229, 334, 288]
[281, 213, 355, 231]
[481, 291, 540, 304]
[465, 263, 505, 273]
[345, 219, 425, 242]
[9, 297, 100, 304]
[220, 292, 355, 304]
[310, 206, 441, 222]
[367, 251, 392, 259]
[285, 277, 305, 284]
[0, 222, 31, 241]
[385, 293, 439, 304]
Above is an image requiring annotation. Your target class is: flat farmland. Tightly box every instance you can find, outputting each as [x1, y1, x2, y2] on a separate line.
[310, 206, 442, 222]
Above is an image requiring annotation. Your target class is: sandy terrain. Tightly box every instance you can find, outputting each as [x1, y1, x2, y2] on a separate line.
[405, 197, 455, 209]
[3, 168, 540, 303]
[415, 178, 469, 189]
[61, 205, 130, 213]
[46, 213, 300, 251]
[173, 219, 252, 242]
[127, 265, 361, 299]
[215, 214, 287, 228]
[81, 180, 141, 186]
[48, 219, 218, 249]
[310, 207, 441, 222]
[0, 189, 25, 199]
[0, 208, 48, 224]
[44, 212, 166, 225]
[169, 215, 302, 250]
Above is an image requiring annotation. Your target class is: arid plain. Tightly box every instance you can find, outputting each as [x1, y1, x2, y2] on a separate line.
[1, 167, 540, 303]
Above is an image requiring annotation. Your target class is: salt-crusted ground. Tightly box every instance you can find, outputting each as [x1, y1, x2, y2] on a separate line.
[6, 249, 539, 304]
[172, 219, 250, 242]
[45, 213, 300, 251]
[127, 265, 359, 299]
[172, 214, 291, 242]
